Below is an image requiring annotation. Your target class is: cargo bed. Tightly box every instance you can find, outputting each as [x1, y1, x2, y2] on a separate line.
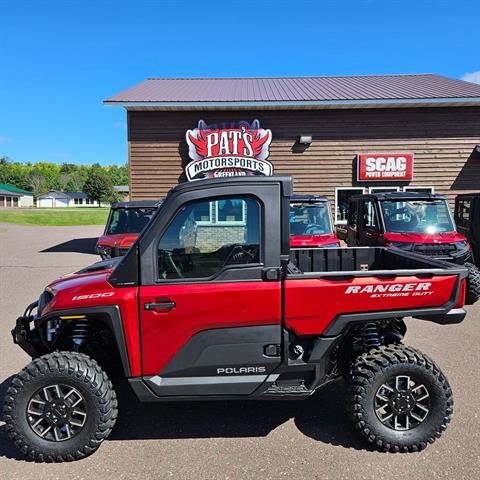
[289, 246, 465, 276]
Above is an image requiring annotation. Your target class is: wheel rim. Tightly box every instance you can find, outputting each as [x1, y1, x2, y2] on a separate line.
[26, 384, 88, 442]
[374, 375, 430, 431]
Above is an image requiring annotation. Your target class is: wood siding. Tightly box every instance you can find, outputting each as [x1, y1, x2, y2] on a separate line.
[128, 107, 480, 208]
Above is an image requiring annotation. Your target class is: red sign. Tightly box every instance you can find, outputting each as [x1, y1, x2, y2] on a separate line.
[357, 153, 414, 181]
[185, 119, 273, 181]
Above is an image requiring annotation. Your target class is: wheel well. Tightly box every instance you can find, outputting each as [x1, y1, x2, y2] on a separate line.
[42, 306, 131, 377]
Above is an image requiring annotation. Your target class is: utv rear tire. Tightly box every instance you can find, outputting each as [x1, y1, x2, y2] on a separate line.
[465, 262, 480, 305]
[347, 344, 453, 452]
[3, 352, 117, 462]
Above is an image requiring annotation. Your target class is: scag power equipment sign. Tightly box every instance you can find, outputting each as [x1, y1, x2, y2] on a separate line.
[357, 153, 414, 181]
[185, 119, 273, 181]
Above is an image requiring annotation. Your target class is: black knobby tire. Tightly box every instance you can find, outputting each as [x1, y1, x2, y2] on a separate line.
[465, 262, 480, 305]
[346, 344, 453, 452]
[3, 352, 118, 462]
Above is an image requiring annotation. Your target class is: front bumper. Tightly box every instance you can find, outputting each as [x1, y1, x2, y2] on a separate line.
[11, 301, 47, 358]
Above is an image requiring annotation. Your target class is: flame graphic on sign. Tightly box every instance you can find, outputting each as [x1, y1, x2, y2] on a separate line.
[186, 119, 272, 161]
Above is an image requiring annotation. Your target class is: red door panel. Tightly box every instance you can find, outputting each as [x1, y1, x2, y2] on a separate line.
[140, 281, 281, 375]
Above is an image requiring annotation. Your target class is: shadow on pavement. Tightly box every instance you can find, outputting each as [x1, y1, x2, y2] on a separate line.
[40, 237, 98, 255]
[109, 377, 371, 450]
[0, 376, 371, 463]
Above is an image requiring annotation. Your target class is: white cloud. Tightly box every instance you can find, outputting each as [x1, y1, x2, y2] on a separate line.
[462, 71, 480, 84]
[0, 135, 11, 142]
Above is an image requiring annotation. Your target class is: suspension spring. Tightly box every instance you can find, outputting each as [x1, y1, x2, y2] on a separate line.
[71, 320, 90, 351]
[361, 321, 381, 351]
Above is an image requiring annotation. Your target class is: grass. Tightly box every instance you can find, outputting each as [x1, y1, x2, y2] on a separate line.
[0, 207, 110, 226]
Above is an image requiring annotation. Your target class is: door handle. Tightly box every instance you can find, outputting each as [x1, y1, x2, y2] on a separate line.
[144, 300, 176, 311]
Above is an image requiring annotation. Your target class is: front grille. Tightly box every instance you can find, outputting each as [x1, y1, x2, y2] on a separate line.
[413, 243, 456, 257]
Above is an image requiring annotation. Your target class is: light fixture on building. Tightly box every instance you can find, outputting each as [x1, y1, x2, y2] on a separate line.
[475, 144, 480, 154]
[298, 135, 312, 145]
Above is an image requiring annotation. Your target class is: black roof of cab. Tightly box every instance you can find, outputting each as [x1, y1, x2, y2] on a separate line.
[291, 194, 328, 203]
[111, 200, 162, 209]
[167, 175, 293, 195]
[350, 192, 446, 202]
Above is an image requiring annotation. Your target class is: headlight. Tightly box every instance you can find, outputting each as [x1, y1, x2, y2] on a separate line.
[322, 243, 340, 248]
[390, 242, 413, 250]
[455, 241, 468, 251]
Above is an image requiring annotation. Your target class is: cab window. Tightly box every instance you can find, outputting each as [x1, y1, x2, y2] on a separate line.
[157, 196, 261, 280]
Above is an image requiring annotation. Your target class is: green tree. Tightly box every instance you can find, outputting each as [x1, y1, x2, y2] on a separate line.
[83, 169, 115, 206]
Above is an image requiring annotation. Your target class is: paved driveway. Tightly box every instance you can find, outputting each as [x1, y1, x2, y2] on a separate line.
[0, 223, 479, 479]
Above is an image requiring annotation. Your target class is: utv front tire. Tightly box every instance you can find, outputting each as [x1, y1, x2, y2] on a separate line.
[347, 344, 453, 452]
[465, 262, 480, 305]
[3, 352, 117, 462]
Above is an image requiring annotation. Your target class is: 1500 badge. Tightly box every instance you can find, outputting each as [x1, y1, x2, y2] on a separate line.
[72, 292, 114, 301]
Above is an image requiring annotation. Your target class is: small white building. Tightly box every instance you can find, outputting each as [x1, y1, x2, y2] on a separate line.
[37, 190, 100, 208]
[0, 183, 34, 207]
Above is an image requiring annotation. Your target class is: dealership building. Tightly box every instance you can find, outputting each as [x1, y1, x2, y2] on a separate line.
[105, 74, 480, 225]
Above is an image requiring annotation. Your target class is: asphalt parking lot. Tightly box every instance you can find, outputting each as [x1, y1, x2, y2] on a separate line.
[0, 222, 479, 479]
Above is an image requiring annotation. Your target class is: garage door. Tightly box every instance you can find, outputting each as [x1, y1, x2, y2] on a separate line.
[38, 198, 54, 208]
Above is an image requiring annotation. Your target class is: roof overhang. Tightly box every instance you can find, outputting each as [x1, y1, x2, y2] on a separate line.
[103, 97, 480, 111]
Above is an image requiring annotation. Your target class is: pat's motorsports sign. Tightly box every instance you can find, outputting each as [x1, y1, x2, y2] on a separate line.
[357, 153, 414, 181]
[185, 119, 273, 181]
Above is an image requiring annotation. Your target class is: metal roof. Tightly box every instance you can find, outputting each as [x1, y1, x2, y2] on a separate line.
[0, 188, 22, 197]
[0, 183, 33, 195]
[104, 74, 480, 110]
[37, 190, 71, 199]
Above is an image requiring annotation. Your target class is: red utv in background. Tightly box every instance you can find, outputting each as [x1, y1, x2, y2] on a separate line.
[455, 193, 480, 268]
[346, 191, 480, 304]
[289, 194, 340, 248]
[95, 201, 161, 259]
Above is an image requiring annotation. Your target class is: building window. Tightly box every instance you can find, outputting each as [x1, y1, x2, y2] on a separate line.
[403, 186, 434, 193]
[457, 199, 471, 224]
[13, 197, 19, 207]
[85, 198, 90, 205]
[369, 187, 400, 194]
[193, 202, 212, 223]
[0, 196, 4, 207]
[335, 187, 365, 224]
[6, 196, 12, 207]
[74, 198, 79, 205]
[215, 199, 246, 224]
[156, 196, 260, 280]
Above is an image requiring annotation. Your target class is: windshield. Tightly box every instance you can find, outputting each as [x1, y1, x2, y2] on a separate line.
[290, 202, 333, 236]
[379, 199, 454, 234]
[106, 208, 156, 235]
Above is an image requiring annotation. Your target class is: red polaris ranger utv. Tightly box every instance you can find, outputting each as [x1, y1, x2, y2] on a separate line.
[95, 201, 160, 259]
[5, 177, 467, 461]
[346, 191, 480, 304]
[289, 194, 340, 248]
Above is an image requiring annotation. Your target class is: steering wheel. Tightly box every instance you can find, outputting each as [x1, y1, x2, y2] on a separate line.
[165, 251, 184, 278]
[222, 245, 254, 267]
[304, 224, 320, 234]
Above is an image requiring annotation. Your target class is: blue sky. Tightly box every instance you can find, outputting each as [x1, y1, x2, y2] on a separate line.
[1, 0, 479, 166]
